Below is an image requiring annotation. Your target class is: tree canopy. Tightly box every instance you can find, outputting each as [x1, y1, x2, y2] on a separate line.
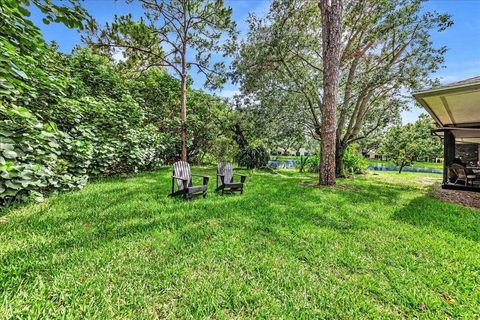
[381, 114, 443, 173]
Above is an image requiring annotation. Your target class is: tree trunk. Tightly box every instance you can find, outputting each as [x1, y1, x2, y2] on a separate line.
[232, 123, 249, 149]
[335, 142, 345, 178]
[319, 0, 342, 186]
[180, 64, 187, 161]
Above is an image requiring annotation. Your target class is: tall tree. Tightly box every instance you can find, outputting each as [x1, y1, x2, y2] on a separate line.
[380, 114, 442, 173]
[87, 0, 236, 161]
[234, 0, 451, 176]
[380, 124, 418, 173]
[319, 0, 342, 185]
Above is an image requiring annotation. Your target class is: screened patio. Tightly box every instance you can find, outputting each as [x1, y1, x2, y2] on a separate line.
[413, 76, 480, 191]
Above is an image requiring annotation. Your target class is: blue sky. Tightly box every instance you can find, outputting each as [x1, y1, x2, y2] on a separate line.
[31, 0, 480, 123]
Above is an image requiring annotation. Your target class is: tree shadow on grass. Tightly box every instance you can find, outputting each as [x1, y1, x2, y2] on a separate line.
[391, 195, 480, 242]
[2, 170, 457, 295]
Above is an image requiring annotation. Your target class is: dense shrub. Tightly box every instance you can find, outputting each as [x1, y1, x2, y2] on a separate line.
[306, 155, 320, 173]
[0, 105, 87, 205]
[236, 145, 269, 169]
[302, 149, 366, 176]
[342, 144, 368, 176]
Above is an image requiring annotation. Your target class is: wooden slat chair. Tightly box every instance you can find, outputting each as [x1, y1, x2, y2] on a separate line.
[449, 163, 476, 186]
[170, 161, 209, 198]
[216, 162, 247, 195]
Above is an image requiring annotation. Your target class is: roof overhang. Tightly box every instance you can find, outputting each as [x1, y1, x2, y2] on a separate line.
[432, 127, 480, 144]
[413, 77, 480, 128]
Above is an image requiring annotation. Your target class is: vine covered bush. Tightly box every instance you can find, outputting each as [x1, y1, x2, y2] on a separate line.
[0, 1, 228, 206]
[0, 104, 87, 204]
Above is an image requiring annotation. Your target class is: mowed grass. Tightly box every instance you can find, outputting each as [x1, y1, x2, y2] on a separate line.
[0, 168, 479, 319]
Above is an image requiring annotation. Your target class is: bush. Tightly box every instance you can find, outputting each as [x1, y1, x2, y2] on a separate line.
[342, 144, 367, 176]
[297, 155, 309, 173]
[306, 155, 320, 173]
[236, 145, 269, 169]
[0, 96, 169, 205]
[0, 105, 87, 205]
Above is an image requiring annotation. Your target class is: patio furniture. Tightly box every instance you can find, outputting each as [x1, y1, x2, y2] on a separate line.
[170, 161, 209, 198]
[449, 163, 477, 186]
[216, 162, 247, 195]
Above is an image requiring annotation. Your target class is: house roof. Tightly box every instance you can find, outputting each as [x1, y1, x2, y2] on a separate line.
[413, 76, 480, 129]
[433, 127, 480, 144]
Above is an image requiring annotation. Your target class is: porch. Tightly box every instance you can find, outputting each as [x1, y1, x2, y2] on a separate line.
[413, 76, 480, 191]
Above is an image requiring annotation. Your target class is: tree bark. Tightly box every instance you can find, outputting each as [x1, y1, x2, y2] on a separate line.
[232, 123, 249, 149]
[335, 142, 345, 177]
[180, 52, 187, 161]
[319, 0, 342, 186]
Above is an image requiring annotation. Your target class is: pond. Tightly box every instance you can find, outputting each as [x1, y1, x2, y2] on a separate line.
[268, 158, 298, 169]
[268, 158, 443, 174]
[368, 164, 442, 174]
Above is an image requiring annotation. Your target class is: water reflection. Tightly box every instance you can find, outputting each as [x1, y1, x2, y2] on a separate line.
[268, 159, 297, 169]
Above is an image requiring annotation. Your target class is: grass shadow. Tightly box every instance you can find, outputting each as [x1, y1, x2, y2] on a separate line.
[391, 195, 480, 242]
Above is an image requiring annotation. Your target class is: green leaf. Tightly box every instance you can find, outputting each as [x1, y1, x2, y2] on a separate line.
[5, 180, 21, 190]
[3, 150, 17, 159]
[0, 143, 15, 151]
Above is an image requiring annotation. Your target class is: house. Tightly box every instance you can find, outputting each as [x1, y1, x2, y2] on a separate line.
[413, 76, 480, 191]
[363, 150, 386, 161]
[273, 148, 311, 156]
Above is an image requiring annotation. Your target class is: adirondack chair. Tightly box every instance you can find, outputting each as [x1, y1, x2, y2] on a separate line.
[216, 162, 247, 195]
[170, 161, 209, 198]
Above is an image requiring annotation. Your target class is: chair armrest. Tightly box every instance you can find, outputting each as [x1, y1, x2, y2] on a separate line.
[172, 175, 188, 191]
[172, 175, 188, 181]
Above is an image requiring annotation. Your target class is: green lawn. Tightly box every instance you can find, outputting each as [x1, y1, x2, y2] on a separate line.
[1, 169, 479, 318]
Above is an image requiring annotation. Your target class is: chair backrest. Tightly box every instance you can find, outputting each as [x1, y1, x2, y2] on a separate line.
[173, 161, 191, 190]
[218, 162, 233, 184]
[451, 163, 466, 179]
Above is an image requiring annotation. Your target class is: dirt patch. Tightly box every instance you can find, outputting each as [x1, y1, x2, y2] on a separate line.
[433, 188, 480, 208]
[416, 176, 440, 185]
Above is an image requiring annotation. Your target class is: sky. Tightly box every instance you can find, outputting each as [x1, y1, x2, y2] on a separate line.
[30, 0, 480, 123]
